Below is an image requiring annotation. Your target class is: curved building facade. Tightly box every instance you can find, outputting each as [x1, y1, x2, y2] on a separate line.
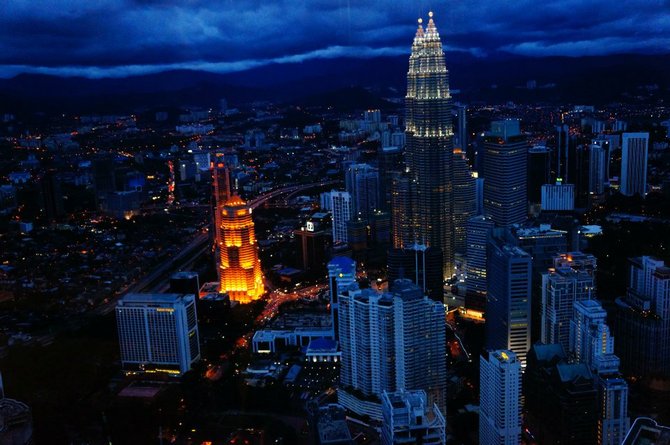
[219, 195, 264, 303]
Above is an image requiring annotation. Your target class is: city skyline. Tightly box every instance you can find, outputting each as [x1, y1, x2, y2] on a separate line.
[1, 8, 670, 445]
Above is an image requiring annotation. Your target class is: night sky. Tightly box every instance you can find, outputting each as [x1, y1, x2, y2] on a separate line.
[1, 0, 669, 78]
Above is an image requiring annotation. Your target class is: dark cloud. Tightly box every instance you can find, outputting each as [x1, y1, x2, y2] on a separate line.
[0, 0, 669, 77]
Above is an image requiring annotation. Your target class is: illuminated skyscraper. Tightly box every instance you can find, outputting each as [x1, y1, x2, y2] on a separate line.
[218, 195, 264, 303]
[405, 13, 455, 276]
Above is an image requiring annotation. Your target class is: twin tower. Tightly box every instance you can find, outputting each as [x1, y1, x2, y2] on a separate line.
[398, 12, 456, 276]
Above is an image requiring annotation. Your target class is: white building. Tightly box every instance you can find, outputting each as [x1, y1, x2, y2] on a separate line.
[479, 350, 522, 445]
[541, 181, 574, 211]
[338, 280, 446, 419]
[330, 190, 353, 244]
[381, 390, 446, 445]
[570, 299, 630, 445]
[620, 133, 649, 197]
[116, 293, 200, 376]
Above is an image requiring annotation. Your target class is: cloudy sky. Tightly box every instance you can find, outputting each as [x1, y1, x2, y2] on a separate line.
[1, 0, 669, 78]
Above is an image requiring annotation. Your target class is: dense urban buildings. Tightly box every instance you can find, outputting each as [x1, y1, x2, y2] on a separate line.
[116, 293, 200, 376]
[614, 256, 670, 378]
[2, 6, 670, 445]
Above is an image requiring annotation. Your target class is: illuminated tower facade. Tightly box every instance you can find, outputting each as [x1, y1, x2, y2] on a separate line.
[219, 195, 264, 303]
[405, 12, 455, 276]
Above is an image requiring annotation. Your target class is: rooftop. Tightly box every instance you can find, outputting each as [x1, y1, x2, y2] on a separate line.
[120, 293, 192, 304]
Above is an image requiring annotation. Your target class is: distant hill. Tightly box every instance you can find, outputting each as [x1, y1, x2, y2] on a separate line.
[1, 52, 669, 113]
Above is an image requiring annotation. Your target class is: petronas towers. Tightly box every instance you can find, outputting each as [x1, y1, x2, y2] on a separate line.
[398, 13, 455, 276]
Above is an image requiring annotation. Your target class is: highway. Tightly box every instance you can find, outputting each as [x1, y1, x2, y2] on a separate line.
[247, 180, 340, 209]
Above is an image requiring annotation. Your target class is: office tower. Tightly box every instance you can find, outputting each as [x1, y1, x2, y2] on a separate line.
[218, 195, 264, 303]
[479, 350, 522, 445]
[555, 124, 573, 181]
[465, 215, 495, 312]
[345, 163, 380, 222]
[378, 146, 404, 212]
[169, 271, 200, 297]
[541, 253, 596, 351]
[116, 293, 200, 376]
[452, 149, 476, 254]
[295, 216, 331, 276]
[328, 256, 357, 338]
[486, 232, 532, 365]
[589, 139, 610, 195]
[541, 180, 575, 211]
[525, 344, 599, 444]
[338, 280, 446, 419]
[614, 256, 670, 377]
[620, 133, 649, 197]
[482, 119, 528, 227]
[381, 390, 446, 445]
[330, 191, 353, 244]
[528, 145, 551, 205]
[570, 299, 629, 445]
[390, 175, 415, 249]
[405, 13, 454, 276]
[455, 104, 467, 149]
[387, 244, 444, 301]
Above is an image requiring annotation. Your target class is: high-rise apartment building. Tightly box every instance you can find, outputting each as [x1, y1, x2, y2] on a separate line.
[479, 350, 522, 445]
[405, 13, 455, 276]
[620, 133, 649, 197]
[614, 256, 670, 377]
[483, 119, 528, 227]
[338, 279, 446, 419]
[345, 163, 380, 223]
[541, 253, 596, 351]
[116, 293, 200, 376]
[330, 191, 353, 244]
[570, 299, 630, 445]
[218, 195, 264, 303]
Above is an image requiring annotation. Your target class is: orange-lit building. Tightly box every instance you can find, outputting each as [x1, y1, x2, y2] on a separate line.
[218, 195, 264, 303]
